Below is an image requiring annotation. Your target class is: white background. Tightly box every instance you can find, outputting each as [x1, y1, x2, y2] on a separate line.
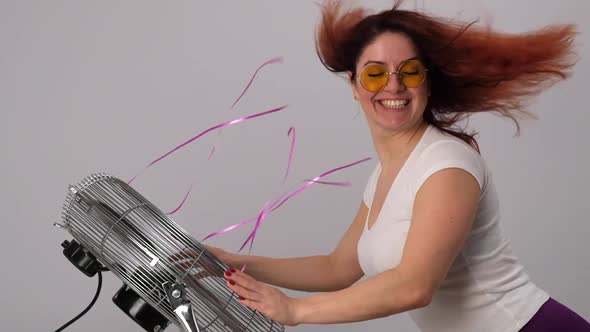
[1, 0, 588, 331]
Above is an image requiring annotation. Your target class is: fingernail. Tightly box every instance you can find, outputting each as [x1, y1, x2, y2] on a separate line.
[229, 280, 235, 285]
[229, 268, 236, 273]
[225, 271, 232, 277]
[238, 296, 245, 301]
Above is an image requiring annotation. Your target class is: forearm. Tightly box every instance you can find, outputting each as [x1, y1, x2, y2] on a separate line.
[229, 254, 349, 292]
[293, 268, 430, 324]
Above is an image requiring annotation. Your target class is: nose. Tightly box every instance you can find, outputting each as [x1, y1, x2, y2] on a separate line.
[383, 72, 405, 92]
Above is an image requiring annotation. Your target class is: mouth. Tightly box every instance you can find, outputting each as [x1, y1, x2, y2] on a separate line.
[377, 99, 410, 110]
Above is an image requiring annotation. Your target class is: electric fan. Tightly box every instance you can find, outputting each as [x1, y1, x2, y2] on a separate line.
[55, 173, 284, 332]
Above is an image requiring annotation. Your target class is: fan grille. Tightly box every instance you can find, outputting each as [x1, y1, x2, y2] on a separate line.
[62, 174, 284, 332]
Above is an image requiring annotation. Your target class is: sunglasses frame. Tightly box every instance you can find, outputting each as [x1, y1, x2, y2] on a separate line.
[356, 57, 429, 92]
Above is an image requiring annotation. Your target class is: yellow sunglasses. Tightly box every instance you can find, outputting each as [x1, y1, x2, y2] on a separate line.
[357, 58, 428, 92]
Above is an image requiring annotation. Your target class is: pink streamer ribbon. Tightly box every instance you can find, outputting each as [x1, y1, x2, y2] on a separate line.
[283, 127, 296, 183]
[165, 57, 285, 214]
[209, 57, 285, 161]
[127, 105, 288, 185]
[230, 57, 284, 109]
[202, 157, 371, 254]
[124, 55, 368, 259]
[166, 185, 193, 215]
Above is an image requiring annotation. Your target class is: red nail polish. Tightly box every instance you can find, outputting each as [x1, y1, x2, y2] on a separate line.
[225, 271, 232, 277]
[230, 268, 236, 273]
[229, 280, 235, 285]
[238, 296, 245, 301]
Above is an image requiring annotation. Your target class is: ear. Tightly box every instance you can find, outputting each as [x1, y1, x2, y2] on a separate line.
[349, 71, 360, 100]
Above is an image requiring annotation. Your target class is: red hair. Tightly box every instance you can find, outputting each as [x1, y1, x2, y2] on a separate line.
[316, 1, 578, 150]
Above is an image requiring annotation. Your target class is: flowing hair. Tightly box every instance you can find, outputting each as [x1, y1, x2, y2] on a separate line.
[316, 1, 578, 150]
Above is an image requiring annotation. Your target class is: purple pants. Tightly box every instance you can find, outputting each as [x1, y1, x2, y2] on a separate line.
[520, 298, 590, 331]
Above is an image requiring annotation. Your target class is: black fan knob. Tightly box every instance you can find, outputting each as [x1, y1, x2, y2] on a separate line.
[61, 239, 104, 277]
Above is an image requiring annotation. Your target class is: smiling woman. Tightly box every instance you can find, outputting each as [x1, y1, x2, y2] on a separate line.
[349, 32, 431, 138]
[203, 1, 589, 332]
[317, 1, 577, 150]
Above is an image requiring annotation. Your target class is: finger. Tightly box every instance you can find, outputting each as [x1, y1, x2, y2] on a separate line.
[226, 279, 262, 302]
[237, 297, 262, 312]
[226, 268, 260, 283]
[223, 269, 256, 291]
[231, 268, 259, 282]
[224, 269, 261, 293]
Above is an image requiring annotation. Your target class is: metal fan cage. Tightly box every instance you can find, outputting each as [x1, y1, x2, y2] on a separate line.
[60, 173, 283, 332]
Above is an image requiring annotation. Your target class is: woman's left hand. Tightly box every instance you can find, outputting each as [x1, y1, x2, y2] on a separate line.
[224, 268, 300, 326]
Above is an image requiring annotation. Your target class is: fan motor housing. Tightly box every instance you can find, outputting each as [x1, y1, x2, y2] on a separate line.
[113, 284, 171, 332]
[62, 239, 103, 277]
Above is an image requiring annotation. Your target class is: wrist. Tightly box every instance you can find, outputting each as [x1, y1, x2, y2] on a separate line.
[224, 251, 241, 267]
[290, 297, 308, 326]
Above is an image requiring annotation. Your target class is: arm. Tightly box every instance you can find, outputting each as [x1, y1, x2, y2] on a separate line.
[226, 168, 480, 325]
[294, 168, 480, 323]
[218, 201, 367, 292]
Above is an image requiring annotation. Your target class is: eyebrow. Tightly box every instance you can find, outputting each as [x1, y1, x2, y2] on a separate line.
[363, 56, 419, 68]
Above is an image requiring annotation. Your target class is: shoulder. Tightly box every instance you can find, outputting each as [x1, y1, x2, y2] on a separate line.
[412, 126, 487, 191]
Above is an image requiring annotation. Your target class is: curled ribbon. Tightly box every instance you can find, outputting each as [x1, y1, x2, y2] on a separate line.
[123, 55, 369, 263]
[283, 127, 296, 183]
[202, 157, 371, 256]
[127, 105, 288, 185]
[167, 57, 285, 214]
[230, 57, 284, 109]
[209, 57, 285, 160]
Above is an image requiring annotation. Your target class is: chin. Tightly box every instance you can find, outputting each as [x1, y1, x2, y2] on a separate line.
[375, 113, 414, 131]
[371, 114, 423, 135]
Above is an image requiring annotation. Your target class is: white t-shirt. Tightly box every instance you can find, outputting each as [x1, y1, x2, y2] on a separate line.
[357, 124, 549, 332]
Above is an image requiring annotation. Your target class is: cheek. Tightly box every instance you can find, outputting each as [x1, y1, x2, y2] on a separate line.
[359, 93, 377, 110]
[354, 87, 372, 103]
[412, 88, 429, 109]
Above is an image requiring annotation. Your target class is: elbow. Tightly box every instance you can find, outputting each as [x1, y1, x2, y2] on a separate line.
[378, 286, 432, 318]
[410, 288, 432, 309]
[396, 285, 433, 311]
[391, 268, 434, 310]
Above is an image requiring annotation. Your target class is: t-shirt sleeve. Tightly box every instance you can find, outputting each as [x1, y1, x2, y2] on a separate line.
[414, 140, 486, 193]
[363, 163, 381, 207]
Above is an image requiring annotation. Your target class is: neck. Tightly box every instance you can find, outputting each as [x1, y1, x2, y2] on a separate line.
[370, 121, 429, 171]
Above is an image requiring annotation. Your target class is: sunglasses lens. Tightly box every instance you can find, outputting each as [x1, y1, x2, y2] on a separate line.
[359, 64, 389, 92]
[399, 59, 426, 88]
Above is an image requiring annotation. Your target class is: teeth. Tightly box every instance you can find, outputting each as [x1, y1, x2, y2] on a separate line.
[380, 99, 408, 109]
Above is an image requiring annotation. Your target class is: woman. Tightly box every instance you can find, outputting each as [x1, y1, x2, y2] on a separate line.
[210, 1, 589, 331]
